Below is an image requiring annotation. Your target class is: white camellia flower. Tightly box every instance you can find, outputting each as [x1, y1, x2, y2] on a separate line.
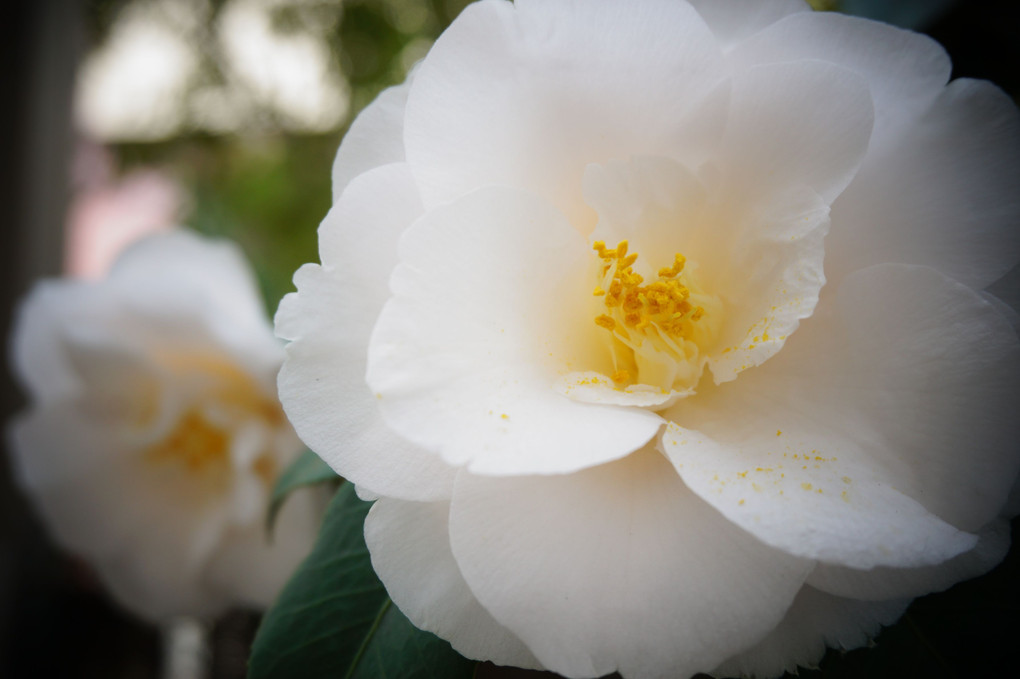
[277, 1, 1020, 677]
[9, 230, 318, 622]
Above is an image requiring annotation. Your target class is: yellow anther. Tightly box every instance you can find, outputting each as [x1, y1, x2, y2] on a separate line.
[611, 370, 631, 384]
[657, 253, 687, 278]
[593, 286, 605, 296]
[594, 315, 616, 330]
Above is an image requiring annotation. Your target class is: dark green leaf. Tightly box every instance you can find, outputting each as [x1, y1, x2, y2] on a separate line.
[249, 483, 476, 679]
[266, 448, 339, 533]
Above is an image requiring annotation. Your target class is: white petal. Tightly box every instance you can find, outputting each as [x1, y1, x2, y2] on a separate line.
[331, 78, 412, 203]
[664, 264, 1020, 566]
[660, 422, 976, 570]
[367, 187, 662, 476]
[10, 281, 118, 404]
[719, 60, 874, 206]
[10, 401, 233, 620]
[365, 498, 541, 669]
[203, 487, 320, 609]
[728, 11, 951, 142]
[404, 0, 726, 231]
[702, 185, 829, 383]
[448, 448, 811, 679]
[110, 230, 284, 384]
[59, 325, 169, 428]
[554, 371, 685, 409]
[807, 519, 1010, 602]
[823, 265, 1020, 530]
[713, 586, 909, 679]
[11, 403, 148, 552]
[277, 164, 456, 501]
[828, 79, 1020, 289]
[687, 0, 809, 49]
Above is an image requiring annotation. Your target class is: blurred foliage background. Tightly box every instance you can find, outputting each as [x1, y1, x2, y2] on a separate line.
[0, 0, 1017, 677]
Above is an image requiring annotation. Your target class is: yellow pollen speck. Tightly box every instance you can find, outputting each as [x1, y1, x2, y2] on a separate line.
[776, 430, 782, 436]
[593, 286, 605, 296]
[738, 499, 745, 506]
[737, 471, 748, 479]
[611, 370, 630, 384]
[500, 413, 509, 420]
[842, 476, 852, 484]
[841, 490, 850, 502]
[801, 482, 813, 491]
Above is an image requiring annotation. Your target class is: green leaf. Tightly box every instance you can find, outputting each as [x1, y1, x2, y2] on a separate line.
[249, 483, 476, 679]
[266, 448, 339, 533]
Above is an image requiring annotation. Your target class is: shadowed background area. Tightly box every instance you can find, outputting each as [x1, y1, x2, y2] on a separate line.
[0, 1, 1017, 677]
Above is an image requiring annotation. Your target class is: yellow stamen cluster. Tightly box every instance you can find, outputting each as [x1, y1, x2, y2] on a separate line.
[589, 240, 721, 392]
[141, 356, 286, 488]
[145, 409, 230, 475]
[593, 240, 705, 340]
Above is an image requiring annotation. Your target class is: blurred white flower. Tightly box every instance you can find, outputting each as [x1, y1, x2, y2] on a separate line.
[277, 0, 1020, 677]
[10, 229, 317, 622]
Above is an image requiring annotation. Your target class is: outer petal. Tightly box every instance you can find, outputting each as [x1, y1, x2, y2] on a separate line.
[660, 422, 976, 570]
[203, 488, 320, 609]
[110, 230, 285, 384]
[10, 281, 121, 404]
[364, 498, 540, 669]
[404, 0, 727, 231]
[331, 78, 412, 202]
[820, 265, 1020, 530]
[827, 79, 1020, 289]
[718, 60, 874, 206]
[664, 263, 1020, 567]
[728, 11, 951, 142]
[807, 519, 1011, 602]
[687, 0, 809, 50]
[448, 448, 812, 679]
[9, 402, 231, 620]
[713, 586, 910, 679]
[367, 186, 662, 476]
[277, 163, 456, 501]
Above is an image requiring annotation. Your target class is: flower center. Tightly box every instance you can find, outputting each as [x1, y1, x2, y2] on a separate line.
[140, 356, 285, 488]
[591, 240, 722, 392]
[144, 408, 231, 481]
